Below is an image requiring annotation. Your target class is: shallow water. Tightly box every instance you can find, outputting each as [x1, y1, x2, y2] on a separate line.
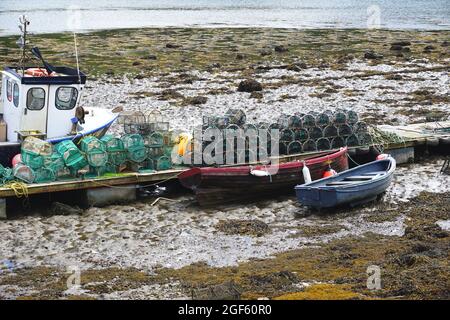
[0, 0, 449, 36]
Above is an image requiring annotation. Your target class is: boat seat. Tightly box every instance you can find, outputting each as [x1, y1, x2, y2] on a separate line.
[326, 181, 359, 186]
[363, 171, 386, 176]
[343, 176, 374, 181]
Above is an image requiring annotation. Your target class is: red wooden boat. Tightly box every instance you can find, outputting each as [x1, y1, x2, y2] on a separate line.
[178, 147, 348, 206]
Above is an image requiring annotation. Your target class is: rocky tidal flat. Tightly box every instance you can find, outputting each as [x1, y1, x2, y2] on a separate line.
[0, 28, 449, 300]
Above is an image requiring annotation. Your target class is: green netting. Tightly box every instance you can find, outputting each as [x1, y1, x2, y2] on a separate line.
[44, 153, 65, 172]
[346, 134, 360, 147]
[21, 136, 53, 157]
[308, 127, 323, 140]
[294, 128, 309, 142]
[333, 111, 347, 125]
[21, 150, 44, 169]
[353, 121, 368, 134]
[87, 151, 108, 168]
[302, 139, 317, 152]
[127, 146, 147, 163]
[331, 136, 345, 148]
[280, 129, 295, 142]
[147, 146, 165, 159]
[154, 156, 172, 171]
[101, 135, 125, 152]
[316, 113, 331, 127]
[55, 140, 88, 171]
[347, 110, 359, 124]
[13, 164, 35, 183]
[287, 141, 302, 154]
[80, 136, 106, 153]
[338, 124, 353, 137]
[108, 151, 127, 166]
[34, 167, 56, 183]
[302, 114, 315, 127]
[323, 125, 338, 138]
[316, 137, 331, 151]
[0, 164, 13, 184]
[122, 134, 145, 149]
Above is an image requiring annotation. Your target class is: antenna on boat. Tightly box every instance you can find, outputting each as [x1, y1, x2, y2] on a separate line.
[17, 15, 30, 76]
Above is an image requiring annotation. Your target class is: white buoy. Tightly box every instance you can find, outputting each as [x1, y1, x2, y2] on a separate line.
[302, 161, 312, 184]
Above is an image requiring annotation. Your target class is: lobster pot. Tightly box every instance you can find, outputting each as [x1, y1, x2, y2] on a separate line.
[21, 136, 53, 157]
[316, 112, 331, 127]
[21, 151, 44, 169]
[144, 132, 164, 148]
[55, 141, 88, 171]
[280, 128, 295, 142]
[80, 136, 106, 153]
[323, 125, 338, 138]
[287, 141, 302, 155]
[333, 111, 347, 125]
[127, 146, 147, 163]
[225, 109, 246, 126]
[331, 136, 345, 149]
[122, 111, 147, 134]
[302, 114, 316, 127]
[303, 139, 317, 152]
[13, 164, 35, 183]
[316, 138, 331, 151]
[44, 153, 65, 172]
[308, 127, 323, 140]
[108, 151, 127, 166]
[34, 167, 56, 183]
[87, 151, 108, 168]
[257, 122, 270, 130]
[150, 122, 169, 133]
[289, 115, 302, 129]
[122, 134, 145, 149]
[226, 124, 240, 132]
[353, 121, 368, 134]
[345, 134, 360, 147]
[0, 165, 13, 184]
[101, 135, 125, 152]
[147, 146, 165, 158]
[338, 124, 353, 137]
[357, 132, 373, 146]
[295, 128, 309, 142]
[347, 110, 359, 124]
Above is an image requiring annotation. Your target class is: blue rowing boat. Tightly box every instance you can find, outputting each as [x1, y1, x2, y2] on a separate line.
[295, 156, 396, 209]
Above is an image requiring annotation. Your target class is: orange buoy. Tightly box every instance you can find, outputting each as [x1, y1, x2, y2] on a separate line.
[323, 167, 337, 178]
[25, 68, 56, 77]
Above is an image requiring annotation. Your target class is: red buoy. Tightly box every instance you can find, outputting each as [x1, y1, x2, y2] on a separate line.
[376, 154, 389, 160]
[12, 154, 21, 167]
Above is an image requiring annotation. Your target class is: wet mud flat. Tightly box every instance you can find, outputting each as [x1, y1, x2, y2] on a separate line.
[0, 28, 449, 299]
[0, 160, 448, 300]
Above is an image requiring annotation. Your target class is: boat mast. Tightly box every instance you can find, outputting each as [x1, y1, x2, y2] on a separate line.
[17, 15, 30, 76]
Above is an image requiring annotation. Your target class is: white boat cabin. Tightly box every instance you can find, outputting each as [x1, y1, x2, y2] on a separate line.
[0, 66, 86, 143]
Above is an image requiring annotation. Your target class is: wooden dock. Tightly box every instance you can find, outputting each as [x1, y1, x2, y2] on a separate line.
[1, 120, 449, 218]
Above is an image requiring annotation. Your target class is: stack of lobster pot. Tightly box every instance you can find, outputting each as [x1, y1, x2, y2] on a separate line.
[16, 137, 59, 183]
[80, 136, 109, 176]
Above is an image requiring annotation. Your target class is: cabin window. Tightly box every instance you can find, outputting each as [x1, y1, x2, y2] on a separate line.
[6, 79, 12, 102]
[55, 87, 78, 110]
[13, 83, 19, 107]
[27, 88, 46, 110]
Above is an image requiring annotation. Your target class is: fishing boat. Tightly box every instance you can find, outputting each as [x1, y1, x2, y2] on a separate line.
[295, 156, 396, 209]
[178, 147, 348, 206]
[0, 16, 118, 167]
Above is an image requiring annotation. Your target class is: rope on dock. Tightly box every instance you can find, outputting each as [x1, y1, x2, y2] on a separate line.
[89, 174, 179, 189]
[3, 181, 29, 198]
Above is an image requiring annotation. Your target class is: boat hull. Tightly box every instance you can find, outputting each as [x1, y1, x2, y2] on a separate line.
[295, 157, 396, 209]
[178, 148, 349, 206]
